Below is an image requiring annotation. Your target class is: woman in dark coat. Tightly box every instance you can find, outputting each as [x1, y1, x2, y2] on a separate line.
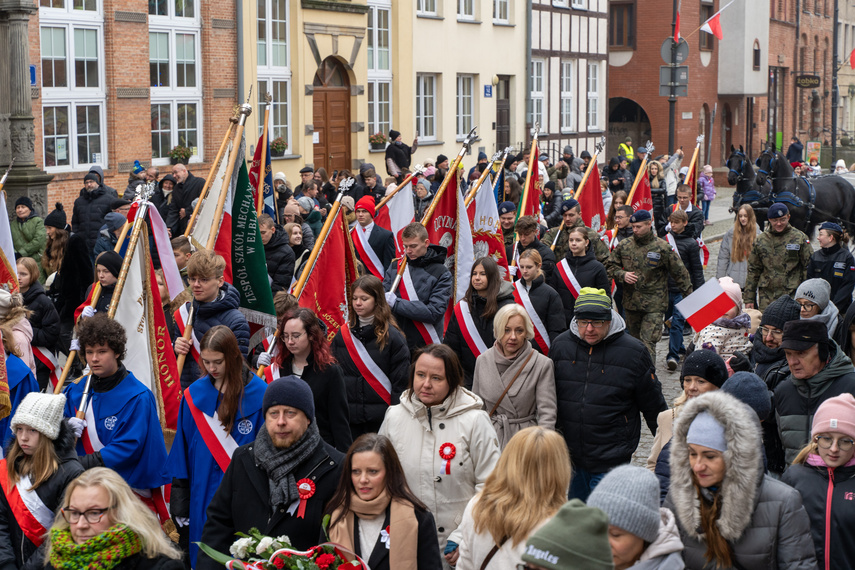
[16, 257, 60, 390]
[541, 181, 563, 228]
[331, 276, 410, 438]
[260, 216, 296, 293]
[806, 221, 855, 315]
[515, 249, 565, 354]
[552, 226, 610, 325]
[443, 257, 515, 388]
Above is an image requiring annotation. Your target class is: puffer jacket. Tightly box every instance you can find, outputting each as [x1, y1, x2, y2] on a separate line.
[782, 457, 855, 570]
[331, 323, 410, 438]
[807, 244, 855, 314]
[541, 193, 563, 228]
[511, 239, 557, 283]
[517, 275, 565, 350]
[71, 185, 115, 254]
[383, 245, 453, 352]
[443, 281, 515, 387]
[263, 226, 296, 293]
[0, 420, 84, 570]
[550, 310, 667, 472]
[606, 158, 628, 192]
[774, 340, 855, 465]
[10, 212, 46, 265]
[665, 391, 818, 570]
[552, 250, 609, 326]
[21, 281, 59, 352]
[378, 388, 500, 556]
[633, 508, 685, 570]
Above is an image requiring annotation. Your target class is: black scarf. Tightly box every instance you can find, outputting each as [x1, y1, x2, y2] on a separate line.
[253, 421, 322, 510]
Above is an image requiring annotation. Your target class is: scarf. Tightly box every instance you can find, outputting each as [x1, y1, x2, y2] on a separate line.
[329, 489, 419, 569]
[253, 421, 322, 510]
[48, 524, 142, 570]
[712, 312, 751, 329]
[492, 339, 529, 377]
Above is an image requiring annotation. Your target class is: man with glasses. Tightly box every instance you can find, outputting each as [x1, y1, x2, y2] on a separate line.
[744, 202, 811, 311]
[550, 287, 667, 501]
[775, 319, 855, 466]
[173, 250, 250, 389]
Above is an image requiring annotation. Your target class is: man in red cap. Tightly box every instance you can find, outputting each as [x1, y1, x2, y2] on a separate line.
[351, 196, 395, 279]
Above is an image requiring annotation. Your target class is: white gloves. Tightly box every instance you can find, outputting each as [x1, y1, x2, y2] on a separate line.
[68, 417, 86, 438]
[385, 292, 397, 307]
[257, 352, 272, 367]
[70, 339, 80, 352]
[173, 517, 190, 528]
[81, 306, 95, 318]
[508, 266, 518, 277]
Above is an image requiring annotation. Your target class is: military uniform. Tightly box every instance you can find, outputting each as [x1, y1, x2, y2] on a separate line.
[605, 230, 693, 359]
[744, 224, 811, 311]
[542, 220, 609, 264]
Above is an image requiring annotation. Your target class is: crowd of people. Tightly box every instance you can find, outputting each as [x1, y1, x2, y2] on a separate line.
[4, 133, 855, 570]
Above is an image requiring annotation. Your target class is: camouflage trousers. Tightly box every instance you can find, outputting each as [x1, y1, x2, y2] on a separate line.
[624, 310, 663, 361]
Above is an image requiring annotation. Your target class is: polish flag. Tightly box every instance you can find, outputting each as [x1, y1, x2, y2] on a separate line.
[674, 0, 682, 43]
[700, 12, 723, 40]
[374, 182, 415, 257]
[850, 47, 855, 70]
[675, 279, 737, 332]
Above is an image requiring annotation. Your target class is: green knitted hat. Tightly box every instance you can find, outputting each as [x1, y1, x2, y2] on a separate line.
[521, 499, 614, 570]
[574, 287, 612, 321]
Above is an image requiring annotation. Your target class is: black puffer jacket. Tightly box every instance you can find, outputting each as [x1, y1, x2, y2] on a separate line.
[606, 158, 628, 192]
[331, 323, 410, 438]
[550, 311, 666, 472]
[263, 226, 296, 293]
[71, 186, 115, 254]
[22, 281, 60, 351]
[807, 243, 855, 314]
[518, 275, 566, 352]
[783, 461, 855, 570]
[509, 239, 557, 283]
[552, 250, 610, 326]
[443, 281, 516, 387]
[0, 420, 84, 570]
[667, 230, 705, 293]
[541, 193, 563, 228]
[83, 282, 115, 315]
[48, 233, 93, 326]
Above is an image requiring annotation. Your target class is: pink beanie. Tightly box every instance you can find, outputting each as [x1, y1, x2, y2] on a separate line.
[718, 277, 743, 312]
[811, 393, 855, 440]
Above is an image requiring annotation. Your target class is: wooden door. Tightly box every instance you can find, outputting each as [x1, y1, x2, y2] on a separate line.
[313, 58, 351, 173]
[496, 76, 510, 151]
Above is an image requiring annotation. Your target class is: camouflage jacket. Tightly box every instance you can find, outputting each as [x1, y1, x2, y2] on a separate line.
[744, 224, 811, 304]
[542, 220, 609, 263]
[605, 230, 693, 312]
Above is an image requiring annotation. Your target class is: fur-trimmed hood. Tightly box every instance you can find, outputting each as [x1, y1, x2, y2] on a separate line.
[668, 391, 764, 542]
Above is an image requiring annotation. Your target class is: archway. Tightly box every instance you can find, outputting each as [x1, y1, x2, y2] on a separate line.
[608, 98, 651, 158]
[313, 57, 351, 173]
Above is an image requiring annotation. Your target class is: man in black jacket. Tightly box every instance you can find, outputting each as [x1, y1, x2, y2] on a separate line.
[665, 208, 705, 370]
[166, 163, 204, 236]
[507, 216, 556, 282]
[259, 214, 295, 293]
[199, 376, 344, 570]
[665, 185, 705, 239]
[71, 173, 115, 256]
[550, 288, 667, 501]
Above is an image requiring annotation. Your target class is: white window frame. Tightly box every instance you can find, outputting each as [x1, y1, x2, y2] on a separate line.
[256, 78, 291, 146]
[417, 0, 437, 16]
[553, 0, 569, 7]
[255, 0, 291, 154]
[367, 3, 391, 73]
[416, 74, 438, 142]
[368, 81, 392, 143]
[39, 0, 107, 172]
[529, 59, 545, 131]
[257, 0, 289, 70]
[458, 0, 475, 20]
[587, 62, 601, 130]
[493, 0, 509, 23]
[560, 61, 574, 133]
[367, 1, 392, 143]
[456, 74, 475, 140]
[571, 0, 586, 9]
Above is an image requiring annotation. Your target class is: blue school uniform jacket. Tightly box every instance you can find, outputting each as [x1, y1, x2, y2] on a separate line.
[0, 355, 38, 448]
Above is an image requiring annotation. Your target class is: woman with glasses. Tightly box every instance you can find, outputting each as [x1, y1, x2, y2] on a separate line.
[795, 278, 840, 337]
[0, 394, 83, 570]
[269, 307, 352, 452]
[783, 393, 855, 569]
[472, 305, 556, 449]
[553, 226, 609, 326]
[45, 467, 183, 569]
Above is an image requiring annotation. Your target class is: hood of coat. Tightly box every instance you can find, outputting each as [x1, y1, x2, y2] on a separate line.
[569, 309, 626, 343]
[789, 340, 853, 397]
[21, 280, 47, 306]
[88, 165, 105, 185]
[265, 225, 290, 250]
[410, 244, 447, 268]
[669, 391, 764, 542]
[802, 301, 839, 336]
[399, 386, 485, 428]
[639, 508, 684, 562]
[195, 282, 241, 316]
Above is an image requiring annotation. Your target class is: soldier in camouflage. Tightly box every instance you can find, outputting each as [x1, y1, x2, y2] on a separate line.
[744, 202, 811, 312]
[542, 199, 610, 263]
[605, 209, 693, 360]
[499, 200, 517, 247]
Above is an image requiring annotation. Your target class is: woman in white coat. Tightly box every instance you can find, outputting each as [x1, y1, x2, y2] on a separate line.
[379, 343, 500, 569]
[455, 427, 570, 570]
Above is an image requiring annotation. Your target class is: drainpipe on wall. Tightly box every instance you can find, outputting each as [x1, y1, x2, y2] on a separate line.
[526, 0, 532, 145]
[236, 0, 245, 102]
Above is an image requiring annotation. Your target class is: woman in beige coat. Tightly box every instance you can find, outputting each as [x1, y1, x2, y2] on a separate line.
[472, 304, 557, 448]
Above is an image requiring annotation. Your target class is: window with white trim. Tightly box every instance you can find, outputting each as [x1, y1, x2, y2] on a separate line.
[458, 0, 474, 19]
[560, 61, 574, 133]
[149, 0, 202, 163]
[368, 2, 392, 139]
[39, 0, 106, 170]
[587, 62, 600, 130]
[571, 0, 586, 8]
[493, 0, 509, 22]
[256, 0, 291, 152]
[553, 0, 569, 7]
[529, 59, 545, 130]
[457, 75, 474, 139]
[416, 74, 437, 141]
[417, 0, 437, 16]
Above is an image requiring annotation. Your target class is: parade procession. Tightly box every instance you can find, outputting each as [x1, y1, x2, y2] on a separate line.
[7, 0, 855, 568]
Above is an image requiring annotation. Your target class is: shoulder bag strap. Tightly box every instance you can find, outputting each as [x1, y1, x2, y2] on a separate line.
[479, 536, 509, 570]
[489, 352, 535, 417]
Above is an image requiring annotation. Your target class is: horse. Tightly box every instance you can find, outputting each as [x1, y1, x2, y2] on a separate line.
[755, 148, 855, 237]
[726, 145, 772, 230]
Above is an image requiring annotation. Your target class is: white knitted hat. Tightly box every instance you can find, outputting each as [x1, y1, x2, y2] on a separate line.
[10, 393, 67, 440]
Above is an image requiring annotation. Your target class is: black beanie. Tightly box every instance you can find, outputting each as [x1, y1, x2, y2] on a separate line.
[95, 250, 123, 278]
[389, 129, 401, 141]
[760, 294, 801, 331]
[44, 203, 67, 230]
[14, 196, 34, 212]
[263, 375, 315, 420]
[83, 172, 100, 184]
[681, 349, 728, 388]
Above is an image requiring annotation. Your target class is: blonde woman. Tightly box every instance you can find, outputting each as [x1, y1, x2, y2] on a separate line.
[455, 427, 571, 569]
[44, 467, 183, 569]
[472, 305, 556, 448]
[716, 204, 759, 289]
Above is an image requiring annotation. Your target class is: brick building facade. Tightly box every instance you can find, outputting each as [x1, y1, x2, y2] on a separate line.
[30, 0, 237, 210]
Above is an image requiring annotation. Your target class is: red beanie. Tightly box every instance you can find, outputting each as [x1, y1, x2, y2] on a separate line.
[355, 196, 375, 216]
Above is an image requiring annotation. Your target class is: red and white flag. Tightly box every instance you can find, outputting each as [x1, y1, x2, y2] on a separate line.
[467, 177, 511, 280]
[518, 143, 542, 221]
[675, 278, 737, 331]
[700, 0, 735, 41]
[424, 174, 474, 303]
[630, 170, 653, 213]
[674, 0, 682, 43]
[374, 182, 415, 257]
[189, 142, 237, 281]
[0, 190, 17, 292]
[578, 169, 606, 232]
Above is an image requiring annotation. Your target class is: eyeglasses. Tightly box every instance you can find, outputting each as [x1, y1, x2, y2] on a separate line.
[815, 435, 855, 451]
[282, 332, 305, 342]
[798, 301, 818, 311]
[577, 319, 607, 329]
[61, 507, 113, 524]
[516, 565, 539, 570]
[758, 326, 783, 339]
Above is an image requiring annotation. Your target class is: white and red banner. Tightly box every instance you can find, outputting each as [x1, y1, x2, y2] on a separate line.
[375, 182, 415, 256]
[400, 264, 441, 345]
[184, 388, 238, 473]
[351, 225, 385, 279]
[0, 461, 51, 546]
[340, 324, 392, 404]
[518, 143, 543, 221]
[700, 0, 734, 41]
[556, 259, 582, 299]
[467, 177, 511, 280]
[424, 174, 474, 303]
[33, 346, 61, 394]
[578, 168, 606, 233]
[453, 301, 489, 357]
[512, 281, 550, 354]
[0, 190, 17, 292]
[189, 142, 236, 281]
[675, 278, 737, 331]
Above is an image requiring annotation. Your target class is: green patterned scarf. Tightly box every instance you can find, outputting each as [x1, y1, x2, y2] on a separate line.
[48, 524, 143, 570]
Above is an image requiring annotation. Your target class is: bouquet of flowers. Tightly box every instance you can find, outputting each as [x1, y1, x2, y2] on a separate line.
[197, 528, 369, 570]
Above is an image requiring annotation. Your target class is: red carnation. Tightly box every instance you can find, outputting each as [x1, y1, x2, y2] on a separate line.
[316, 553, 336, 569]
[272, 556, 286, 569]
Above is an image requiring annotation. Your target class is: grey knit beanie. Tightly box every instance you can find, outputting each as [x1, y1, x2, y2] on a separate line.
[795, 278, 831, 310]
[587, 465, 661, 543]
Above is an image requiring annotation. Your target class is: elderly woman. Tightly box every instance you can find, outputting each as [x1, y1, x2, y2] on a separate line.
[472, 305, 556, 448]
[44, 467, 183, 569]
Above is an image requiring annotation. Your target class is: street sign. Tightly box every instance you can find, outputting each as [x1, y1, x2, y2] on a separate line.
[660, 38, 689, 65]
[660, 84, 688, 97]
[29, 65, 35, 87]
[659, 65, 689, 86]
[484, 85, 492, 98]
[795, 75, 821, 89]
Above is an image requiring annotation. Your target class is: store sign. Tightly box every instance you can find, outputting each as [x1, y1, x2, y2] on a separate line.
[795, 75, 821, 89]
